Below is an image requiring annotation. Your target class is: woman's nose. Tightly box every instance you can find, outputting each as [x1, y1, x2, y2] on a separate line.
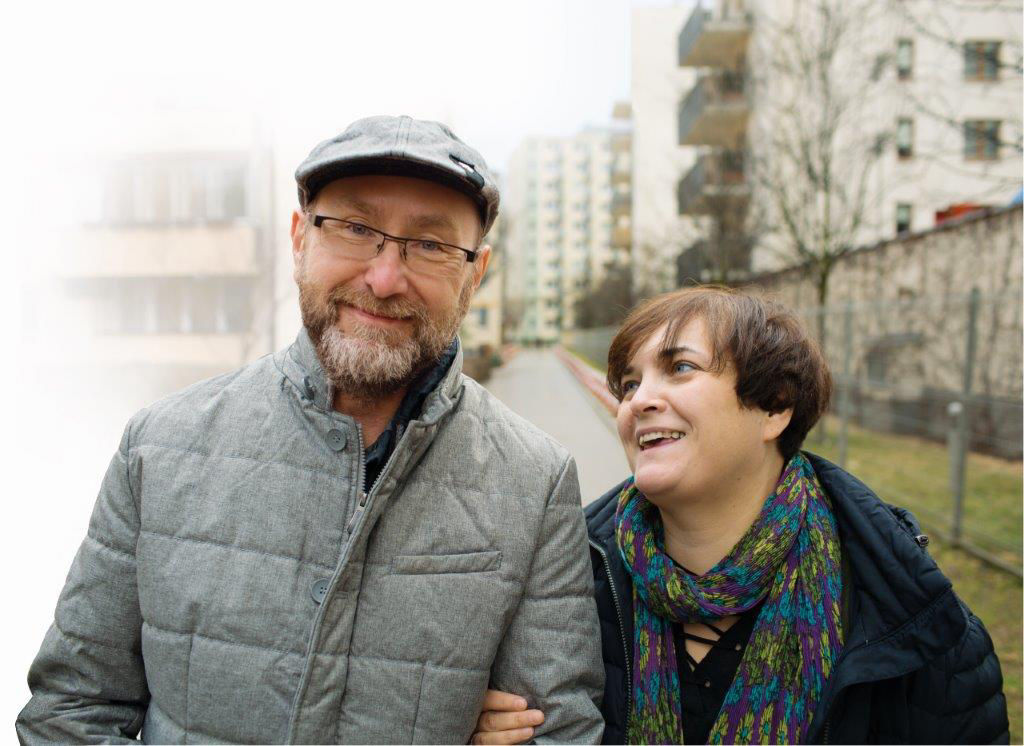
[629, 379, 666, 415]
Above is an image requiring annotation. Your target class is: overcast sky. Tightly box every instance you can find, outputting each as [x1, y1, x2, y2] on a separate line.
[5, 0, 691, 177]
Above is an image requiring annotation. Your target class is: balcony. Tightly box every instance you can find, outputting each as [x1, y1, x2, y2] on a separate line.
[678, 3, 752, 69]
[54, 224, 262, 279]
[678, 72, 749, 146]
[677, 151, 749, 215]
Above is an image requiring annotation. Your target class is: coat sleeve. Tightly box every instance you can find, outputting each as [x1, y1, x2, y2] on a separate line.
[489, 456, 605, 744]
[16, 420, 149, 744]
[909, 599, 1009, 744]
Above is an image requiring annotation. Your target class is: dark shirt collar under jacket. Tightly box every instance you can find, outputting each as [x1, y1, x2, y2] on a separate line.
[363, 339, 458, 490]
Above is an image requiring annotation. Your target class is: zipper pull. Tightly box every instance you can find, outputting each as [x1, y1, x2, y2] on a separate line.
[345, 491, 369, 535]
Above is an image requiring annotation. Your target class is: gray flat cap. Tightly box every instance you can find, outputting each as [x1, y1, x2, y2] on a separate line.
[295, 115, 500, 236]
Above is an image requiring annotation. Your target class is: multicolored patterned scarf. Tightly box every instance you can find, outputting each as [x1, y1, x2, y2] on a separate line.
[615, 452, 843, 744]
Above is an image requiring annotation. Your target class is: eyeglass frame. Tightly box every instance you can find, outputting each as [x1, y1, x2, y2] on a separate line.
[309, 214, 480, 264]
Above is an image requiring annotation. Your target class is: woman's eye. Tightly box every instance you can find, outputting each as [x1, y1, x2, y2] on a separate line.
[621, 380, 639, 394]
[673, 361, 695, 374]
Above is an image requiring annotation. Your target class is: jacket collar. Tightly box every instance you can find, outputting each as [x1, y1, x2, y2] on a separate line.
[277, 328, 466, 420]
[803, 454, 968, 739]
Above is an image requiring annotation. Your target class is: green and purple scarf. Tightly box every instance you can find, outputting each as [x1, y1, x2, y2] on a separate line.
[615, 452, 843, 744]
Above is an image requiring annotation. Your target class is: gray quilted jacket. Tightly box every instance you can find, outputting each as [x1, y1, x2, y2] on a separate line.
[17, 331, 604, 744]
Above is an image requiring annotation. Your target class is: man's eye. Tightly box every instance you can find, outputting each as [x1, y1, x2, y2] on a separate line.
[345, 223, 373, 237]
[415, 239, 442, 252]
[621, 380, 639, 394]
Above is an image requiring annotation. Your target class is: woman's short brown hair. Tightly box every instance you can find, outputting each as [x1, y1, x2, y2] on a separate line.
[606, 286, 832, 460]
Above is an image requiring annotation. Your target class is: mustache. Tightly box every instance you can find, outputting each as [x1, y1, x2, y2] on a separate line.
[326, 285, 428, 323]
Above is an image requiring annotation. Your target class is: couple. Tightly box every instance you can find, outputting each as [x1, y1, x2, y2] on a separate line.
[18, 116, 1006, 744]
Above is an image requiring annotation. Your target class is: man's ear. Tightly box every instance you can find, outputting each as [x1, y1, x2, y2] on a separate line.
[470, 244, 492, 291]
[763, 407, 793, 444]
[290, 210, 307, 279]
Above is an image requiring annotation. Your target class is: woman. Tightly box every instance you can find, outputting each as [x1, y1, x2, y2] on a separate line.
[473, 287, 1007, 744]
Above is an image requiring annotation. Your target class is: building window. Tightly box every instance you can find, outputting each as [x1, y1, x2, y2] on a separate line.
[964, 41, 1000, 81]
[896, 118, 914, 158]
[896, 39, 913, 80]
[895, 203, 912, 234]
[964, 120, 1001, 160]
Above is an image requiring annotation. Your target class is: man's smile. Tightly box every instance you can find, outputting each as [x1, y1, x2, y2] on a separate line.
[340, 304, 414, 327]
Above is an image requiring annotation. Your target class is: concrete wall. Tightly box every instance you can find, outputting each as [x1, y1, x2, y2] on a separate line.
[745, 206, 1023, 457]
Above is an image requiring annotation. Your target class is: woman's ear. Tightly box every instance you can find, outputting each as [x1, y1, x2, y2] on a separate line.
[763, 407, 794, 444]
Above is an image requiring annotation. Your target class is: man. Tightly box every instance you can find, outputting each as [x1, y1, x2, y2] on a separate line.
[17, 116, 604, 744]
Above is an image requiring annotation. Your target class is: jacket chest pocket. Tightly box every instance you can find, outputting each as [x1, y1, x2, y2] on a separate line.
[391, 550, 501, 575]
[351, 549, 514, 671]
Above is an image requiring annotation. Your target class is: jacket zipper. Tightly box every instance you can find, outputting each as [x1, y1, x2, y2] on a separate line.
[589, 538, 631, 718]
[346, 421, 409, 538]
[345, 424, 369, 536]
[822, 718, 831, 744]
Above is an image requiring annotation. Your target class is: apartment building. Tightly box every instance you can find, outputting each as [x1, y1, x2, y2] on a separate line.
[505, 112, 631, 343]
[24, 123, 276, 418]
[632, 0, 1023, 291]
[462, 211, 505, 354]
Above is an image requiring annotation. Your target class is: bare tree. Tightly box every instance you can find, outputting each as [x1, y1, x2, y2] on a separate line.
[573, 263, 634, 329]
[748, 0, 891, 351]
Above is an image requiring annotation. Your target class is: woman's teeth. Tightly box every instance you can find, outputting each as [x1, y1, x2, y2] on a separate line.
[638, 431, 685, 449]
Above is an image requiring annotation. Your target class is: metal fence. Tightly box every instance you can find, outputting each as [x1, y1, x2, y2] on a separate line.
[562, 287, 1023, 576]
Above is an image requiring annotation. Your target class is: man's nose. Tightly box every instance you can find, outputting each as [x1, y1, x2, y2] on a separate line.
[362, 238, 410, 298]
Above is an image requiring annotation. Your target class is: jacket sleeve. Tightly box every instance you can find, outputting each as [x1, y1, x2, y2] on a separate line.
[909, 600, 1009, 744]
[489, 456, 605, 744]
[16, 420, 149, 744]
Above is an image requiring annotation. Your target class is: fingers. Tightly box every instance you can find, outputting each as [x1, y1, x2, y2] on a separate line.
[480, 689, 528, 712]
[478, 709, 544, 733]
[471, 726, 537, 745]
[472, 692, 546, 745]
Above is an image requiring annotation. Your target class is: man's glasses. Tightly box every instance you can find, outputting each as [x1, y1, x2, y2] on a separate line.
[310, 215, 478, 275]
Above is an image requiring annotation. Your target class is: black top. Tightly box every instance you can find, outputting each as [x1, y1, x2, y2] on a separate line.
[363, 340, 458, 490]
[674, 608, 759, 745]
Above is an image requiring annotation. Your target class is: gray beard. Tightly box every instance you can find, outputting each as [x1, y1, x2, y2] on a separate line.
[298, 272, 472, 401]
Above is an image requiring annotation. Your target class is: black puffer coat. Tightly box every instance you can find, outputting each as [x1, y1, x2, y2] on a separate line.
[585, 453, 1009, 744]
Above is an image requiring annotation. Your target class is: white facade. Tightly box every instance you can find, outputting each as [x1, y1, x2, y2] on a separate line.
[505, 130, 622, 343]
[631, 0, 1023, 283]
[630, 5, 702, 296]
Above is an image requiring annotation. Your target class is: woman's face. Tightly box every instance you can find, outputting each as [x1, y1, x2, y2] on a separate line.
[615, 317, 786, 506]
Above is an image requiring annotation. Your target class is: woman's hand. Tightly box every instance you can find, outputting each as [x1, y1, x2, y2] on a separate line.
[471, 689, 545, 744]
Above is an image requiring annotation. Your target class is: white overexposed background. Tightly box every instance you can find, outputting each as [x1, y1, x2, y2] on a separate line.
[0, 0, 682, 729]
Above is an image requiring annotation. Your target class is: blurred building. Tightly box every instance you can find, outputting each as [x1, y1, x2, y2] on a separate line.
[462, 211, 505, 355]
[24, 130, 276, 416]
[504, 107, 632, 343]
[631, 0, 1023, 292]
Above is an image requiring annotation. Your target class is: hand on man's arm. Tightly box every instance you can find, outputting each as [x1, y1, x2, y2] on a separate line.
[472, 689, 545, 745]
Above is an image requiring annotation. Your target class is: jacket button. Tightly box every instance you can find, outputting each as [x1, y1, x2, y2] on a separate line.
[311, 578, 330, 604]
[326, 429, 347, 451]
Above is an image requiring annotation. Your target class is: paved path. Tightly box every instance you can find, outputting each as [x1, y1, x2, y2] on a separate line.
[485, 349, 630, 504]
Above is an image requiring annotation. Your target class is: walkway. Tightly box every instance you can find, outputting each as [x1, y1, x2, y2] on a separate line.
[484, 349, 630, 505]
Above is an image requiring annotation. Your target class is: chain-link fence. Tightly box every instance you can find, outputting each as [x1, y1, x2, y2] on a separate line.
[562, 286, 1023, 575]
